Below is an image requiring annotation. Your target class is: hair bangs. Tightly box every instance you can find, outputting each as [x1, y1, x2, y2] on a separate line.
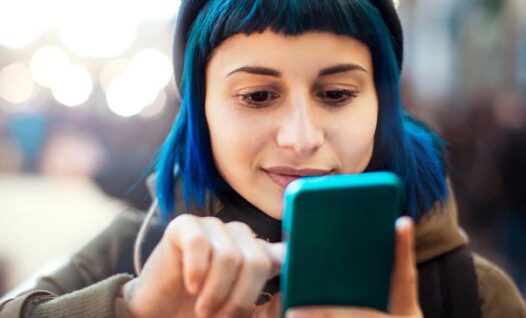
[193, 0, 390, 63]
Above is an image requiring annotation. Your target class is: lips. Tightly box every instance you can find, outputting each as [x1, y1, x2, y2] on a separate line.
[263, 166, 333, 188]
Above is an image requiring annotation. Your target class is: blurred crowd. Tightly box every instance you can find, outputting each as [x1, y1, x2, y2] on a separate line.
[0, 0, 525, 297]
[401, 0, 526, 295]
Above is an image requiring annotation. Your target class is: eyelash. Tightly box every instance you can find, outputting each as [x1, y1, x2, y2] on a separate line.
[316, 89, 358, 107]
[237, 89, 358, 108]
[238, 91, 280, 108]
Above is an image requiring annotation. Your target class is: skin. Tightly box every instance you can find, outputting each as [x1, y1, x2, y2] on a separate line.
[122, 31, 423, 318]
[206, 31, 378, 220]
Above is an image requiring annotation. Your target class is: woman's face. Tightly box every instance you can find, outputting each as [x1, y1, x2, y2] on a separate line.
[205, 30, 378, 219]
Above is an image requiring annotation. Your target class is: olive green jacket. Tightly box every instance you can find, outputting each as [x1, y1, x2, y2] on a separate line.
[1, 190, 525, 317]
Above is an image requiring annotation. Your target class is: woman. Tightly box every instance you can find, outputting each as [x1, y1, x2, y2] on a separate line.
[1, 0, 525, 317]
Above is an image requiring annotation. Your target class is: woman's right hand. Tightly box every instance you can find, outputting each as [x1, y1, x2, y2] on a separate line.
[121, 214, 284, 318]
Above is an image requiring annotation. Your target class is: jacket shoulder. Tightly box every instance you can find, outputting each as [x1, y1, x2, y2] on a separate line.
[0, 209, 144, 317]
[13, 208, 145, 297]
[473, 253, 526, 318]
[41, 208, 145, 294]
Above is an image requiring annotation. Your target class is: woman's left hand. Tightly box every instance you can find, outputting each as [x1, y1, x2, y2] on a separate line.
[254, 216, 423, 318]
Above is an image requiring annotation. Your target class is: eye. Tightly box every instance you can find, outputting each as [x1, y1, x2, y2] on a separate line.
[316, 89, 358, 107]
[238, 90, 279, 108]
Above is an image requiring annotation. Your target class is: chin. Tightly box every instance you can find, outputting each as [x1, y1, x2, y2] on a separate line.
[251, 196, 284, 220]
[266, 202, 284, 220]
[271, 210, 284, 220]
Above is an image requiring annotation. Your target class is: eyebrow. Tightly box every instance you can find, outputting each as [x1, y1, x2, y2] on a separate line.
[225, 63, 367, 78]
[226, 66, 282, 78]
[318, 64, 367, 76]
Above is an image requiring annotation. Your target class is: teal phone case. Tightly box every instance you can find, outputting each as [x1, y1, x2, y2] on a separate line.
[281, 172, 403, 315]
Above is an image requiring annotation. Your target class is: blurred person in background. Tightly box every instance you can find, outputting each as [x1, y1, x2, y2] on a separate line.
[0, 124, 127, 297]
[1, 0, 525, 318]
[398, 0, 526, 296]
[404, 0, 526, 296]
[38, 125, 106, 177]
[494, 94, 526, 295]
[0, 138, 23, 172]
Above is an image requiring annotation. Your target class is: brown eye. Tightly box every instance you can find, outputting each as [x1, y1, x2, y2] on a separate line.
[239, 90, 279, 108]
[326, 90, 346, 99]
[251, 91, 271, 102]
[316, 89, 357, 107]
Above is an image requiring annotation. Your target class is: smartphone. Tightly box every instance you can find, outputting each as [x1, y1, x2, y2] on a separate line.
[280, 172, 403, 315]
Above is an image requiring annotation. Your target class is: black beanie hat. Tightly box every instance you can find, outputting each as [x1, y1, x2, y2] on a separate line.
[173, 0, 403, 88]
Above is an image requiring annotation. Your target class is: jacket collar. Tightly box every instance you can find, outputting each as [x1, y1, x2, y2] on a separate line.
[414, 186, 468, 263]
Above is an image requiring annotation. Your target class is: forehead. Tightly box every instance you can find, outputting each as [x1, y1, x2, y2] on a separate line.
[207, 30, 373, 77]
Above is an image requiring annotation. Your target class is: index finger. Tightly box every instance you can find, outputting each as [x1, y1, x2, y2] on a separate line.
[259, 241, 285, 278]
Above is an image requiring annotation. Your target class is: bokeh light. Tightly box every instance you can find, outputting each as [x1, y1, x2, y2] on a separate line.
[135, 0, 181, 21]
[0, 0, 180, 53]
[60, 23, 137, 59]
[51, 64, 93, 107]
[99, 59, 131, 92]
[57, 0, 136, 58]
[0, 1, 45, 49]
[106, 76, 159, 117]
[0, 0, 180, 115]
[130, 49, 173, 92]
[105, 49, 171, 117]
[30, 46, 70, 88]
[139, 89, 167, 118]
[0, 64, 35, 105]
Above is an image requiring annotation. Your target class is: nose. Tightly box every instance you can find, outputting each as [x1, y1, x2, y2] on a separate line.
[276, 100, 324, 156]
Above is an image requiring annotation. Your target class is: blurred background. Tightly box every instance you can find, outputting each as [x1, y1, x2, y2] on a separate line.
[0, 0, 524, 298]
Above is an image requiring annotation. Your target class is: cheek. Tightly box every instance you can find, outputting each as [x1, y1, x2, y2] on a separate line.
[205, 102, 271, 181]
[331, 100, 378, 172]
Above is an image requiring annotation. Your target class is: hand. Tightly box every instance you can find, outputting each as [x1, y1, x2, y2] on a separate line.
[285, 216, 423, 318]
[121, 214, 284, 318]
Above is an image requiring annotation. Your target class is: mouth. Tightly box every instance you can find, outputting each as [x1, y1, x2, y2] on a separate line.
[263, 166, 333, 188]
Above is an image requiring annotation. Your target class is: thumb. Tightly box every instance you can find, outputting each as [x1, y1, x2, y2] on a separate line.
[389, 216, 421, 315]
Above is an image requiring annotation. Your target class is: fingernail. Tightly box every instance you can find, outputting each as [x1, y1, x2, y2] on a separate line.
[286, 309, 309, 318]
[395, 216, 412, 230]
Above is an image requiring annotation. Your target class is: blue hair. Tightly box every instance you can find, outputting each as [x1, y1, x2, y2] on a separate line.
[156, 0, 448, 224]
